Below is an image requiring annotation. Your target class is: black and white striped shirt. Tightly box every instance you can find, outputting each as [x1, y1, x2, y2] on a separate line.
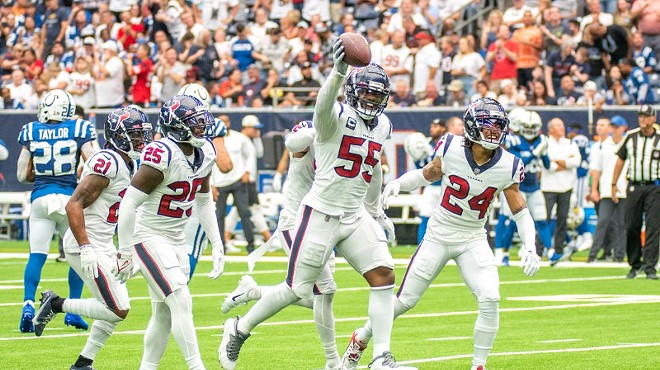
[616, 128, 660, 183]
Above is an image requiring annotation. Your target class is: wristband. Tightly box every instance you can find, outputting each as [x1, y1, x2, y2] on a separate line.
[79, 243, 92, 250]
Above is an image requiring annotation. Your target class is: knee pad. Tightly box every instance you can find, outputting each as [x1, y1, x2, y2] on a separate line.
[290, 281, 315, 300]
[92, 319, 119, 336]
[478, 300, 499, 317]
[314, 278, 337, 295]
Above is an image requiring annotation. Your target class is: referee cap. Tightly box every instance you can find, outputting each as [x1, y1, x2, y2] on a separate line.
[638, 104, 656, 117]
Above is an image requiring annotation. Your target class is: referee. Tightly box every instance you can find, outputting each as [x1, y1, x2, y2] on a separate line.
[612, 104, 660, 280]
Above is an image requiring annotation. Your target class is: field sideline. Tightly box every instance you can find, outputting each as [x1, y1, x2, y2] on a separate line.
[1, 243, 659, 369]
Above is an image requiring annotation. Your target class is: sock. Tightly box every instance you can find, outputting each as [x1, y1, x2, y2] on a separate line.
[188, 254, 198, 280]
[536, 220, 552, 249]
[418, 217, 429, 245]
[473, 301, 499, 367]
[140, 301, 171, 369]
[313, 294, 340, 368]
[79, 320, 118, 361]
[164, 288, 204, 370]
[68, 267, 84, 299]
[63, 298, 123, 323]
[73, 355, 94, 368]
[369, 285, 394, 358]
[238, 282, 298, 333]
[359, 295, 406, 346]
[23, 253, 47, 302]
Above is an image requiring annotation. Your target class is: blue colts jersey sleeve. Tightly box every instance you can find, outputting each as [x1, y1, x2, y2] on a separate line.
[18, 119, 97, 201]
[508, 135, 543, 193]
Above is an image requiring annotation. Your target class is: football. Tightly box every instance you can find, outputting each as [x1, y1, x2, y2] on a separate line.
[339, 32, 371, 67]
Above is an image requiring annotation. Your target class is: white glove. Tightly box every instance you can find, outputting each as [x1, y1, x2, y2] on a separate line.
[376, 214, 396, 244]
[520, 248, 540, 277]
[208, 244, 225, 279]
[332, 38, 349, 75]
[79, 244, 98, 280]
[112, 249, 134, 284]
[532, 135, 548, 158]
[381, 180, 401, 210]
[272, 172, 283, 192]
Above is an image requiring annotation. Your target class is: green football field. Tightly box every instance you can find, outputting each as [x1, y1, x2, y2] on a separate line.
[1, 244, 659, 370]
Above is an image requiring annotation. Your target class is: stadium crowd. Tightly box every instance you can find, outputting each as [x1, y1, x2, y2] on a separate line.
[1, 0, 660, 110]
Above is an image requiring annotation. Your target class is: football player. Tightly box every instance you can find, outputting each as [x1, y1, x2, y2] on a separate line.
[177, 83, 232, 278]
[341, 98, 541, 370]
[31, 107, 152, 370]
[219, 40, 415, 370]
[115, 95, 224, 370]
[16, 89, 96, 333]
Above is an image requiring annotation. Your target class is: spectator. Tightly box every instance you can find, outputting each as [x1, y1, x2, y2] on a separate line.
[402, 15, 422, 50]
[588, 20, 631, 69]
[369, 26, 390, 72]
[412, 30, 440, 98]
[503, 0, 533, 29]
[554, 0, 578, 20]
[241, 64, 266, 107]
[260, 27, 292, 75]
[219, 68, 244, 107]
[176, 32, 204, 73]
[577, 80, 605, 109]
[0, 87, 24, 109]
[21, 48, 43, 82]
[391, 79, 416, 107]
[471, 79, 497, 102]
[512, 10, 543, 92]
[496, 79, 521, 109]
[282, 61, 320, 107]
[1, 45, 25, 81]
[67, 57, 95, 111]
[486, 25, 518, 95]
[179, 10, 202, 43]
[42, 61, 69, 90]
[193, 0, 238, 33]
[212, 115, 256, 254]
[588, 116, 628, 263]
[260, 68, 285, 107]
[556, 75, 581, 106]
[612, 104, 660, 280]
[379, 30, 413, 88]
[631, 0, 660, 59]
[540, 6, 568, 56]
[65, 8, 95, 50]
[24, 78, 48, 110]
[527, 80, 557, 106]
[439, 36, 456, 89]
[249, 8, 278, 46]
[229, 23, 261, 74]
[580, 0, 614, 36]
[41, 0, 69, 58]
[631, 31, 658, 74]
[95, 10, 120, 42]
[416, 79, 445, 107]
[156, 46, 185, 103]
[451, 36, 485, 97]
[542, 118, 581, 265]
[155, 0, 185, 42]
[44, 41, 75, 73]
[386, 0, 426, 35]
[445, 79, 469, 108]
[604, 65, 631, 105]
[619, 58, 656, 104]
[480, 9, 503, 54]
[127, 43, 153, 107]
[94, 41, 125, 108]
[613, 0, 633, 29]
[10, 14, 41, 53]
[569, 45, 591, 90]
[545, 41, 575, 98]
[6, 69, 32, 107]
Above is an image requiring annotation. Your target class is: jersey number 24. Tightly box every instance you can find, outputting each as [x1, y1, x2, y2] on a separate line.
[441, 175, 497, 219]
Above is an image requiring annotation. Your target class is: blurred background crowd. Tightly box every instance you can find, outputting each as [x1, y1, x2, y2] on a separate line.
[1, 0, 660, 111]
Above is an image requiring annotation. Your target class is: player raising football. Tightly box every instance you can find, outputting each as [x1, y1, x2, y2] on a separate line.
[32, 107, 152, 370]
[341, 97, 541, 370]
[219, 38, 416, 370]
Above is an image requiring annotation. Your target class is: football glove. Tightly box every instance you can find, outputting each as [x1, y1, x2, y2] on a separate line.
[79, 244, 99, 280]
[272, 172, 283, 192]
[376, 214, 396, 244]
[208, 118, 228, 138]
[112, 249, 134, 284]
[520, 248, 541, 277]
[532, 135, 548, 158]
[381, 180, 401, 210]
[208, 243, 225, 279]
[332, 39, 349, 76]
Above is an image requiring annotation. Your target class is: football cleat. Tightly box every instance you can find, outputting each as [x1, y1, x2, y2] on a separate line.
[342, 329, 368, 370]
[368, 351, 417, 369]
[19, 301, 35, 333]
[501, 255, 510, 267]
[219, 316, 250, 370]
[65, 313, 89, 331]
[222, 275, 257, 314]
[549, 252, 563, 267]
[33, 290, 59, 336]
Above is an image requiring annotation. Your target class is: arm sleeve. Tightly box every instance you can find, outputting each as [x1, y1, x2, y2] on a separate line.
[313, 69, 345, 143]
[398, 168, 432, 192]
[512, 207, 535, 252]
[16, 147, 31, 183]
[285, 122, 315, 153]
[117, 185, 149, 252]
[194, 191, 223, 247]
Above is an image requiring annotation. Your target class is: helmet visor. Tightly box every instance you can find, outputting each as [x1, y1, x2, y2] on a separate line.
[126, 124, 153, 154]
[185, 111, 214, 138]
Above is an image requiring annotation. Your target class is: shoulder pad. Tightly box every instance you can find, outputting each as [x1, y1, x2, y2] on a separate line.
[17, 122, 37, 146]
[86, 150, 120, 179]
[73, 119, 98, 141]
[140, 141, 172, 172]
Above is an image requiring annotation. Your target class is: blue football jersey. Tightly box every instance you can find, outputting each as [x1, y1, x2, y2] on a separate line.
[414, 137, 442, 186]
[508, 135, 549, 193]
[18, 119, 97, 201]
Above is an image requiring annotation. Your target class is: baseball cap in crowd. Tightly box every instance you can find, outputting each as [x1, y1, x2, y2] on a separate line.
[448, 80, 464, 92]
[242, 115, 263, 128]
[83, 36, 95, 45]
[301, 61, 312, 69]
[584, 80, 597, 91]
[415, 31, 434, 42]
[101, 41, 118, 53]
[296, 21, 309, 29]
[639, 104, 656, 116]
[610, 115, 628, 127]
[314, 22, 328, 33]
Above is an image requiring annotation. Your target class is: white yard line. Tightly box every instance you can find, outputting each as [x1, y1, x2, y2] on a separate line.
[538, 339, 582, 343]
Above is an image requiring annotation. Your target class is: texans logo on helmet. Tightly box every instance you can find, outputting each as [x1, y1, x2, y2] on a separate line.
[114, 111, 131, 129]
[161, 99, 181, 126]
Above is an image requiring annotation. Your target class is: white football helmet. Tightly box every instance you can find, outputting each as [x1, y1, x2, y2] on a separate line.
[507, 107, 527, 133]
[519, 110, 543, 141]
[566, 207, 585, 230]
[178, 83, 211, 110]
[404, 132, 433, 161]
[37, 89, 76, 123]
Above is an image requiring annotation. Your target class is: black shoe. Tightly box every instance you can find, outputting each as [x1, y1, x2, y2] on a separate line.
[626, 270, 637, 279]
[246, 245, 255, 254]
[646, 272, 659, 280]
[586, 257, 596, 263]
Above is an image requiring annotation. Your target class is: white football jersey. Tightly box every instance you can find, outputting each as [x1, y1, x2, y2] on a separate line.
[134, 138, 216, 245]
[281, 123, 317, 228]
[303, 103, 392, 216]
[426, 133, 524, 243]
[63, 149, 134, 254]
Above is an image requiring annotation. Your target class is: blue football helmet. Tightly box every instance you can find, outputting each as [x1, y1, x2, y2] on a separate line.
[105, 106, 153, 159]
[344, 63, 391, 122]
[159, 95, 213, 148]
[463, 97, 509, 150]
